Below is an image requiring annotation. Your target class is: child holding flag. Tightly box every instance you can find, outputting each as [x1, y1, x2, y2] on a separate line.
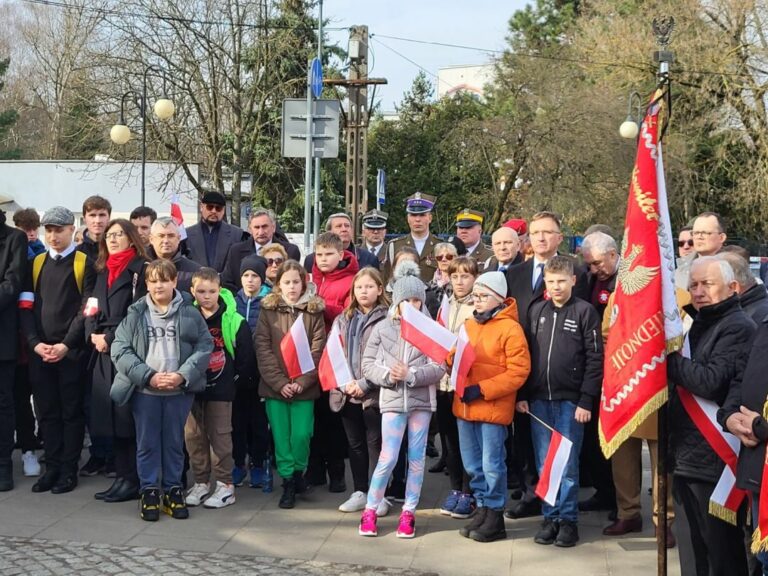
[516, 256, 603, 547]
[450, 270, 531, 543]
[359, 261, 445, 538]
[327, 268, 390, 515]
[255, 261, 326, 509]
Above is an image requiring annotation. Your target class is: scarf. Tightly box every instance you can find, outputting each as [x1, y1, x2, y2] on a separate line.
[106, 247, 137, 288]
[473, 302, 506, 324]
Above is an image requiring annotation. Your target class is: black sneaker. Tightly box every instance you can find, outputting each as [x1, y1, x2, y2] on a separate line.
[140, 487, 161, 522]
[555, 520, 579, 547]
[79, 456, 106, 477]
[534, 518, 559, 545]
[162, 486, 189, 519]
[470, 508, 507, 543]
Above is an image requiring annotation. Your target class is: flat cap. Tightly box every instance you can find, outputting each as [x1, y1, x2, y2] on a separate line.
[201, 191, 226, 206]
[41, 206, 75, 227]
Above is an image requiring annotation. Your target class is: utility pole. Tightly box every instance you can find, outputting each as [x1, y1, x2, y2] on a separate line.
[325, 26, 386, 241]
[313, 0, 323, 241]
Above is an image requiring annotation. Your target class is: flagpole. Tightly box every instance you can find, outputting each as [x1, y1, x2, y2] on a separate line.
[652, 16, 675, 576]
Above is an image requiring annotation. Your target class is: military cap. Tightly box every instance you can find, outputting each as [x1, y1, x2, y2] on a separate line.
[455, 208, 485, 228]
[405, 192, 436, 214]
[362, 209, 388, 229]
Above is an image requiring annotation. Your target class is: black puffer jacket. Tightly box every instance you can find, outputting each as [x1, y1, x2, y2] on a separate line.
[668, 295, 756, 483]
[718, 316, 768, 491]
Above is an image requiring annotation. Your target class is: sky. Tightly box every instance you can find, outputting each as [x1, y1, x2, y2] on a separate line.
[324, 0, 531, 112]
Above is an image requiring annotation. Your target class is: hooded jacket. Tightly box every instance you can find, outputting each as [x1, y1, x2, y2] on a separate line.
[328, 304, 388, 412]
[450, 298, 531, 426]
[111, 291, 214, 395]
[255, 285, 326, 401]
[361, 307, 445, 414]
[235, 284, 270, 332]
[312, 250, 360, 329]
[668, 295, 756, 483]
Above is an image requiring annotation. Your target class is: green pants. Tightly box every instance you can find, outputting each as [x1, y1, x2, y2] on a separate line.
[265, 398, 315, 479]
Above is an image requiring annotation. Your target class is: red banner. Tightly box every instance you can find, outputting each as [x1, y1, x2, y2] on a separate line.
[599, 96, 680, 458]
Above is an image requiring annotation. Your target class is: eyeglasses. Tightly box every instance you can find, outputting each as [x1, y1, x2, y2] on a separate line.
[436, 254, 455, 262]
[265, 257, 285, 267]
[678, 239, 694, 248]
[692, 230, 716, 238]
[204, 204, 225, 212]
[471, 292, 496, 302]
[105, 231, 125, 240]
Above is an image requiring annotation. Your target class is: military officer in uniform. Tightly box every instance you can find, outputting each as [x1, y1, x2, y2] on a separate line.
[361, 209, 391, 283]
[455, 208, 494, 271]
[387, 192, 441, 282]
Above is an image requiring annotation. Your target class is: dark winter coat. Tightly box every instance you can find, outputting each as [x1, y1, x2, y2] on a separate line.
[85, 255, 148, 437]
[0, 217, 28, 361]
[739, 283, 768, 325]
[668, 296, 756, 483]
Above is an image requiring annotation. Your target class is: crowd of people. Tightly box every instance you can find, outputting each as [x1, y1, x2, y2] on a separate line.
[0, 189, 767, 575]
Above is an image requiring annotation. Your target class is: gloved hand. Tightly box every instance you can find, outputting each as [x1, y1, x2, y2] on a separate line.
[461, 385, 482, 404]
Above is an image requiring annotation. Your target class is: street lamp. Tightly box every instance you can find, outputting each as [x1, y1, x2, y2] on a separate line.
[110, 65, 175, 206]
[619, 91, 643, 139]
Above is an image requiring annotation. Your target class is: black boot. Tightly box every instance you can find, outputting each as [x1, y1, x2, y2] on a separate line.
[279, 478, 296, 509]
[95, 477, 124, 501]
[471, 508, 507, 543]
[32, 469, 59, 493]
[459, 506, 488, 538]
[103, 479, 140, 503]
[0, 461, 12, 492]
[293, 471, 308, 495]
[327, 459, 346, 493]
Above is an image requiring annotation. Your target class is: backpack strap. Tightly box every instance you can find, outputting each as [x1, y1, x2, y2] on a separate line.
[31, 253, 46, 292]
[33, 251, 87, 294]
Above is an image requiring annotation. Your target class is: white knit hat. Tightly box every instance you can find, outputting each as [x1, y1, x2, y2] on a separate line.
[474, 271, 507, 300]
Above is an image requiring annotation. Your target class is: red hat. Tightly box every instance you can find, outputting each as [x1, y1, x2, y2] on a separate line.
[503, 218, 527, 236]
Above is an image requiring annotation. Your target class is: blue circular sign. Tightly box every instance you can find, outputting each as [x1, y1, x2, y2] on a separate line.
[310, 58, 323, 98]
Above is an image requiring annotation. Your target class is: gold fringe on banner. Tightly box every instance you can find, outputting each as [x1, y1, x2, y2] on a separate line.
[708, 501, 737, 526]
[752, 527, 768, 554]
[599, 387, 668, 459]
[666, 334, 683, 354]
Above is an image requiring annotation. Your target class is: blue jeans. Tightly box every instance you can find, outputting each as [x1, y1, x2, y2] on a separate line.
[457, 419, 508, 510]
[132, 392, 194, 491]
[530, 400, 584, 523]
[752, 493, 768, 575]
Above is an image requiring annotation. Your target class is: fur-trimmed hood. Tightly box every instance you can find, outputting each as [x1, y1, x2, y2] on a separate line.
[260, 281, 325, 314]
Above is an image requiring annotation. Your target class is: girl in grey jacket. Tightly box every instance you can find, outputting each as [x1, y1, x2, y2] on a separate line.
[358, 261, 445, 539]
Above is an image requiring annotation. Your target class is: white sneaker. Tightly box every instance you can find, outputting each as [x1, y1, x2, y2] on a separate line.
[339, 490, 367, 512]
[22, 451, 41, 477]
[185, 482, 210, 507]
[376, 496, 392, 518]
[203, 481, 236, 508]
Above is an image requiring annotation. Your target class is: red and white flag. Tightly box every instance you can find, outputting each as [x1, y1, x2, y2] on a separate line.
[18, 291, 34, 310]
[436, 293, 450, 327]
[170, 194, 187, 240]
[535, 429, 574, 507]
[400, 301, 457, 364]
[280, 313, 315, 380]
[450, 324, 475, 397]
[83, 297, 99, 317]
[319, 323, 353, 391]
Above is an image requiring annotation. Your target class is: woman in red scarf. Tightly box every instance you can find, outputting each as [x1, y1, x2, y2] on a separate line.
[85, 219, 148, 503]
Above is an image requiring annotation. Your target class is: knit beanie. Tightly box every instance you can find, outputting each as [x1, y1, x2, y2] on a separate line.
[392, 260, 426, 308]
[239, 255, 267, 284]
[474, 271, 507, 300]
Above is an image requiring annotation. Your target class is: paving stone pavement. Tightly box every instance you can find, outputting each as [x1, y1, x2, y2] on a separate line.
[0, 448, 679, 576]
[0, 536, 437, 576]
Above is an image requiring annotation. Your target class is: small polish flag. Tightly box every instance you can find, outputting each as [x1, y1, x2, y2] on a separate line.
[170, 194, 187, 241]
[319, 323, 353, 391]
[18, 291, 34, 310]
[400, 301, 457, 364]
[436, 293, 450, 327]
[450, 324, 476, 397]
[83, 297, 99, 317]
[535, 428, 573, 506]
[280, 313, 315, 379]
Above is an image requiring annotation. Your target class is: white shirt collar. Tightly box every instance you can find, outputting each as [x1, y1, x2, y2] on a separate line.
[49, 243, 76, 259]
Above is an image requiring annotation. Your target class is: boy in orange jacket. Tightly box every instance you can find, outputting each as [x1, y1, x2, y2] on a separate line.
[451, 271, 530, 543]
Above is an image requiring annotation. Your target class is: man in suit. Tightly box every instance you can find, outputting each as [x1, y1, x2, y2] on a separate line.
[222, 208, 300, 291]
[387, 192, 442, 283]
[487, 226, 523, 273]
[455, 208, 494, 271]
[361, 209, 390, 283]
[303, 213, 379, 272]
[185, 191, 248, 272]
[504, 210, 589, 520]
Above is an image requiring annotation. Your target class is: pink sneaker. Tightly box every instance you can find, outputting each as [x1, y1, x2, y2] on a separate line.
[359, 508, 378, 536]
[396, 510, 416, 538]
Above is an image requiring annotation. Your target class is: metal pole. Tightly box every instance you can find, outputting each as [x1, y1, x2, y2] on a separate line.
[141, 69, 148, 208]
[313, 0, 323, 242]
[303, 60, 313, 255]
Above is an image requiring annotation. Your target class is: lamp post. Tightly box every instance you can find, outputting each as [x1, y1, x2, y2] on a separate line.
[110, 65, 175, 207]
[619, 91, 643, 139]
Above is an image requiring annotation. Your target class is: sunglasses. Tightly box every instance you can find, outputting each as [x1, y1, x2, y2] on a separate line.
[265, 257, 285, 267]
[205, 204, 225, 212]
[436, 254, 455, 262]
[677, 239, 694, 248]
